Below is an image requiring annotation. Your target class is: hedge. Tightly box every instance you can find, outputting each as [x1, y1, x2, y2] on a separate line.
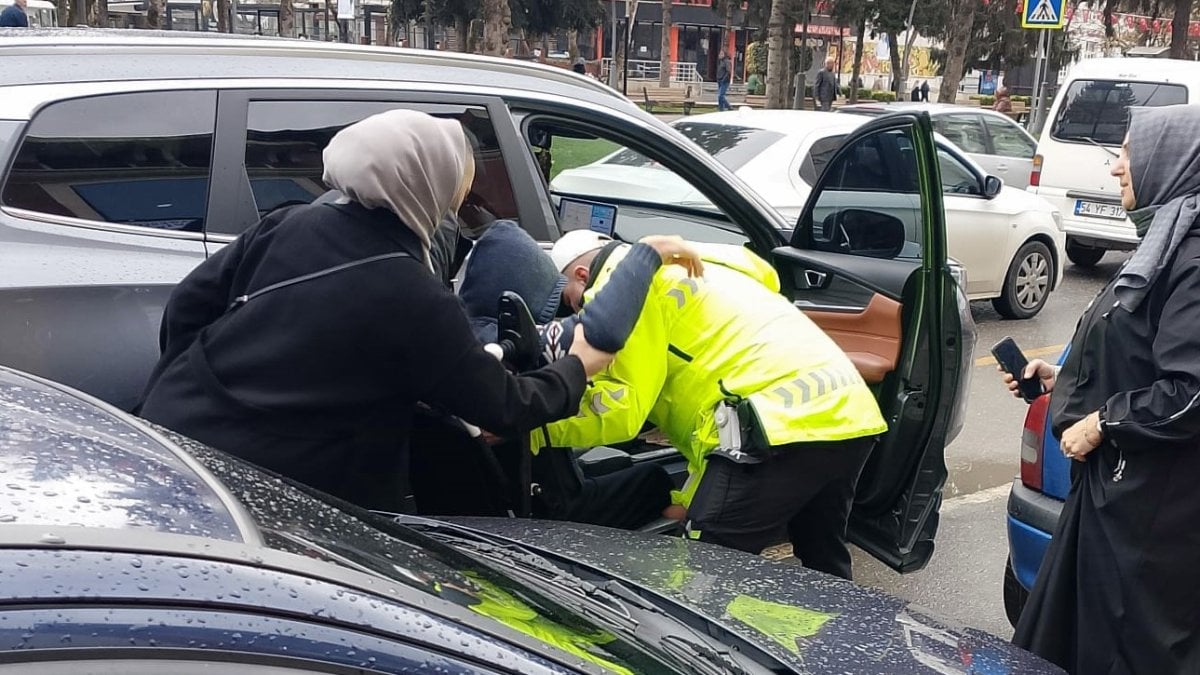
[870, 91, 897, 102]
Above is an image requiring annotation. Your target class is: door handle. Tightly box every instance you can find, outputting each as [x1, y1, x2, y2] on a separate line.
[995, 164, 1009, 171]
[804, 269, 829, 288]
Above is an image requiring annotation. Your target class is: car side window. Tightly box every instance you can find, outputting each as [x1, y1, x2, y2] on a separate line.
[983, 116, 1036, 159]
[2, 91, 217, 233]
[802, 128, 922, 260]
[938, 150, 982, 196]
[932, 114, 989, 155]
[525, 119, 750, 246]
[219, 100, 519, 236]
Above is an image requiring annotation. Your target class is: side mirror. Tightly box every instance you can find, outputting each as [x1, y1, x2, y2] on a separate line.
[818, 209, 906, 259]
[983, 175, 1003, 199]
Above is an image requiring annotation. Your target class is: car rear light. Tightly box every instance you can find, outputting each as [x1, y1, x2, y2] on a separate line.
[1020, 394, 1048, 492]
[1029, 154, 1043, 188]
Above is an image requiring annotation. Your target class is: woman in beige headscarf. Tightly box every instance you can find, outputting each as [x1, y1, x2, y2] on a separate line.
[138, 109, 615, 513]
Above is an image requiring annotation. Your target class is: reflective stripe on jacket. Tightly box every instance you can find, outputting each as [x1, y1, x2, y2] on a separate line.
[535, 243, 887, 506]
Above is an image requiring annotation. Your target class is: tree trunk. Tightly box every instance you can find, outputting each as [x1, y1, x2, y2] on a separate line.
[147, 0, 165, 28]
[886, 31, 901, 94]
[659, 0, 672, 87]
[1170, 0, 1192, 59]
[457, 17, 471, 52]
[850, 14, 866, 103]
[95, 0, 107, 26]
[937, 0, 978, 102]
[724, 0, 734, 49]
[481, 0, 512, 56]
[71, 0, 88, 26]
[568, 28, 580, 61]
[280, 0, 295, 38]
[217, 0, 231, 32]
[798, 0, 811, 108]
[765, 0, 786, 108]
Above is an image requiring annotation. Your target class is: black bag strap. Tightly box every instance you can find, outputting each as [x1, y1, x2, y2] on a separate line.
[228, 251, 412, 311]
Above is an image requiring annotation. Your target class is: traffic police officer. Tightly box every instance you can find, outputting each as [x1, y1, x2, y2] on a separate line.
[542, 231, 887, 580]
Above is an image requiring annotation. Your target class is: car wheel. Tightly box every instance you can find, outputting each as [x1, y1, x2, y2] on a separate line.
[1004, 557, 1030, 628]
[1065, 238, 1105, 267]
[993, 240, 1053, 320]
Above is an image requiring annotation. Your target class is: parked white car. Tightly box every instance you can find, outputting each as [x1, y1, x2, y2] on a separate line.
[838, 102, 1039, 189]
[553, 110, 1065, 319]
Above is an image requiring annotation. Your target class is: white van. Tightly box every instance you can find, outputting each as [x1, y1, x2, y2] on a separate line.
[0, 0, 58, 26]
[1030, 57, 1197, 266]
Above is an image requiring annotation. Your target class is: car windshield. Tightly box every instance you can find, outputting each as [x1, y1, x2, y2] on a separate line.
[1051, 79, 1188, 146]
[604, 122, 783, 173]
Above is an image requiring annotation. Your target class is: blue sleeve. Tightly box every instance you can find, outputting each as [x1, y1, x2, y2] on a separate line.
[579, 243, 662, 353]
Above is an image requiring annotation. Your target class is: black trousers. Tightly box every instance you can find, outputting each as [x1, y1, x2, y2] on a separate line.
[533, 448, 673, 531]
[686, 437, 874, 580]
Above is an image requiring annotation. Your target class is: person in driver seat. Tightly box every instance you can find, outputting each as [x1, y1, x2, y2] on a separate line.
[540, 231, 888, 581]
[456, 221, 703, 530]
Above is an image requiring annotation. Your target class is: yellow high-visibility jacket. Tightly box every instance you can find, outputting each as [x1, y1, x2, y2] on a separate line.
[535, 243, 887, 506]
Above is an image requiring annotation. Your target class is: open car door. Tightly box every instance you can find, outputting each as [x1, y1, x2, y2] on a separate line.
[771, 112, 966, 573]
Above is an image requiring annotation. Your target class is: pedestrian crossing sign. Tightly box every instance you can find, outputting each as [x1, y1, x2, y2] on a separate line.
[1023, 0, 1066, 28]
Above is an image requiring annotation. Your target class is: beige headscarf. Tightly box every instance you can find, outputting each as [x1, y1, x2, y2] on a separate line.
[322, 109, 472, 268]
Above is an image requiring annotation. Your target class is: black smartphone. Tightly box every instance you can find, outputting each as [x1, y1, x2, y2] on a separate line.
[991, 336, 1044, 403]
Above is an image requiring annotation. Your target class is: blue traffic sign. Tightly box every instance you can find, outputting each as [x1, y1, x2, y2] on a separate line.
[1023, 0, 1065, 28]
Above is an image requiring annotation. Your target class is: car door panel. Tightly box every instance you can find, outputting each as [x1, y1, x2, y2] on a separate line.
[783, 112, 963, 573]
[802, 294, 903, 385]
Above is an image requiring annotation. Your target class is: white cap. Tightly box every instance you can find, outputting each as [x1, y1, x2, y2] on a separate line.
[550, 230, 613, 272]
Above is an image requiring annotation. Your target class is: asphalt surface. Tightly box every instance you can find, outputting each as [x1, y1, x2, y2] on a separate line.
[774, 250, 1133, 641]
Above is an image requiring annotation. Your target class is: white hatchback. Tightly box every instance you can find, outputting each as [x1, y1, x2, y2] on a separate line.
[553, 110, 1066, 319]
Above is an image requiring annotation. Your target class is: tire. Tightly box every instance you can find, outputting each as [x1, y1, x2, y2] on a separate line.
[1066, 238, 1105, 268]
[993, 240, 1053, 320]
[1004, 557, 1030, 628]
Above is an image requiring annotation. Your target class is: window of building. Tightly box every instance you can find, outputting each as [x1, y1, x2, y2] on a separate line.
[2, 91, 217, 233]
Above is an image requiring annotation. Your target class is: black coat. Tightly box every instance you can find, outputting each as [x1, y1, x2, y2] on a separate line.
[1016, 232, 1200, 673]
[138, 201, 585, 512]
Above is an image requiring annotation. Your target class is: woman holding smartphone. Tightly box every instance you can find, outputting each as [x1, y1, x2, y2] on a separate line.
[999, 105, 1200, 674]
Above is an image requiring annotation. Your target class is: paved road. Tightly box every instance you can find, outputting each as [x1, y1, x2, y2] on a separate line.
[799, 252, 1130, 640]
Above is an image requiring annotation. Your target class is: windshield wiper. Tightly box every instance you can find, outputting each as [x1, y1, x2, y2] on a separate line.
[1081, 136, 1120, 157]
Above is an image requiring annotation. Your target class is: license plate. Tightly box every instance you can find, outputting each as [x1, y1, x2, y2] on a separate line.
[1074, 199, 1126, 221]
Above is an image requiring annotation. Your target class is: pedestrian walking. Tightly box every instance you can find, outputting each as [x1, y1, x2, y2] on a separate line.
[1000, 105, 1200, 674]
[0, 0, 29, 27]
[920, 80, 930, 102]
[716, 50, 732, 111]
[572, 57, 586, 75]
[813, 59, 838, 112]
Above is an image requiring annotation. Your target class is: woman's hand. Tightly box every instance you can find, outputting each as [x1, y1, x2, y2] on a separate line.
[998, 358, 1057, 399]
[1061, 411, 1103, 461]
[640, 235, 704, 278]
[569, 323, 615, 377]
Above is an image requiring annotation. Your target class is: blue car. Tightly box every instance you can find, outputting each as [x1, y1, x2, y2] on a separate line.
[1003, 352, 1069, 627]
[0, 364, 1063, 674]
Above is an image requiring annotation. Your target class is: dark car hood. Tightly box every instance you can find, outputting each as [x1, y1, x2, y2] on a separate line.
[455, 518, 1061, 675]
